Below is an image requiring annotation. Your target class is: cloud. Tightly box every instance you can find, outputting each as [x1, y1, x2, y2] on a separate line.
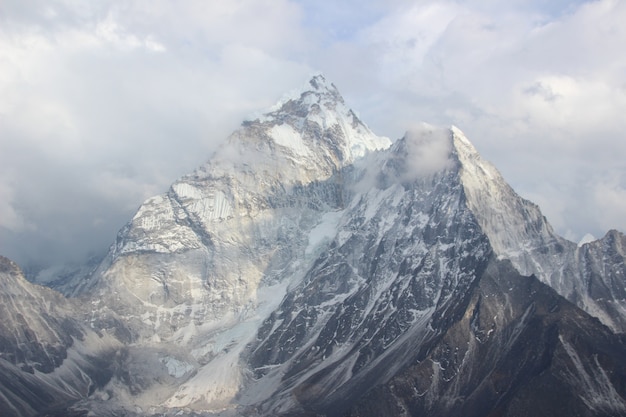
[0, 0, 624, 270]
[343, 0, 626, 241]
[523, 81, 562, 102]
[403, 124, 453, 179]
[0, 0, 314, 268]
[0, 180, 34, 233]
[593, 175, 626, 234]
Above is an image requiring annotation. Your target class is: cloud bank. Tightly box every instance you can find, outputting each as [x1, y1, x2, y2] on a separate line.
[0, 0, 624, 269]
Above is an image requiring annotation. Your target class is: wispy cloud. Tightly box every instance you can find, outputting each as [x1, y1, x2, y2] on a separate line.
[403, 124, 453, 179]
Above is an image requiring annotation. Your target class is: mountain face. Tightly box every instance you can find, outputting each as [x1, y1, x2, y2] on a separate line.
[344, 260, 626, 417]
[73, 75, 390, 342]
[2, 75, 626, 417]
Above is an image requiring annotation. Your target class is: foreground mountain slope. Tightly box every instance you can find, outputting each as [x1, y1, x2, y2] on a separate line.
[0, 256, 119, 417]
[344, 259, 626, 417]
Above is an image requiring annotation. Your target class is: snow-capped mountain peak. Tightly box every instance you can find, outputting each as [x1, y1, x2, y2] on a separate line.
[74, 76, 394, 349]
[265, 73, 345, 115]
[214, 74, 391, 176]
[451, 126, 559, 261]
[5, 76, 626, 417]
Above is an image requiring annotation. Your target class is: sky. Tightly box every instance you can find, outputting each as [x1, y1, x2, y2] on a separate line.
[1, 0, 625, 271]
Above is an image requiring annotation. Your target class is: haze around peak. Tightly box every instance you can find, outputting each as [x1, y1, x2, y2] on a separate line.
[1, 0, 625, 271]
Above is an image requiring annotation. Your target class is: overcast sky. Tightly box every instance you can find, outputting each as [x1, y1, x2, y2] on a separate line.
[1, 0, 625, 271]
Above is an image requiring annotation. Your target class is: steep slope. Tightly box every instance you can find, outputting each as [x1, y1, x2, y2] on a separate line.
[0, 256, 119, 417]
[570, 230, 626, 331]
[242, 127, 493, 415]
[344, 259, 626, 417]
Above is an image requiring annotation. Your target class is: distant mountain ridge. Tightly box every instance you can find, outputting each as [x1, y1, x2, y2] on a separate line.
[1, 75, 625, 416]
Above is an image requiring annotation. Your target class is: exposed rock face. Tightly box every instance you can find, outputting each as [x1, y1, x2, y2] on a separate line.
[344, 260, 626, 417]
[243, 128, 492, 414]
[570, 230, 626, 331]
[1, 76, 625, 416]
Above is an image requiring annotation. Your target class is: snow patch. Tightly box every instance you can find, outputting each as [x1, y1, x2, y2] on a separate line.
[164, 281, 290, 409]
[160, 357, 194, 378]
[172, 182, 233, 222]
[306, 210, 343, 256]
[269, 124, 310, 157]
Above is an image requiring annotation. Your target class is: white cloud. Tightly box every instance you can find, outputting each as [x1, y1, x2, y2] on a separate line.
[344, 0, 626, 242]
[0, 0, 625, 269]
[0, 180, 35, 233]
[403, 124, 453, 179]
[0, 0, 314, 267]
[593, 176, 626, 234]
[512, 75, 626, 133]
[94, 15, 166, 52]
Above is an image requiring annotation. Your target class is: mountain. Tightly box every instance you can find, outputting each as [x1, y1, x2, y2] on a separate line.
[73, 75, 390, 339]
[239, 124, 626, 416]
[2, 75, 626, 416]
